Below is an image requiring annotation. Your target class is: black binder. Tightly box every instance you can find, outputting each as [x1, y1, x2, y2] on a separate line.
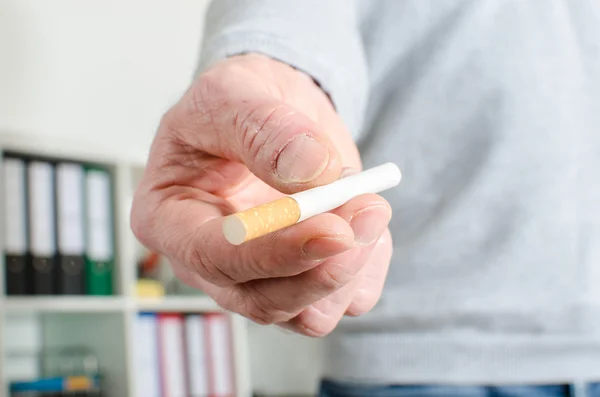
[27, 160, 58, 295]
[3, 156, 31, 295]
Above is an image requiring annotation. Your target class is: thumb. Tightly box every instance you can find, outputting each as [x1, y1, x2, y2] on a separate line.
[158, 62, 344, 193]
[228, 96, 344, 191]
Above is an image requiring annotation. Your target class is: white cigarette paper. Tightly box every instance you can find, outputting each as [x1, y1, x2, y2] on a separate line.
[222, 162, 402, 245]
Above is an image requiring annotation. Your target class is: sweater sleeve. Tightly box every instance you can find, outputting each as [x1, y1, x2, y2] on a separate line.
[195, 0, 369, 141]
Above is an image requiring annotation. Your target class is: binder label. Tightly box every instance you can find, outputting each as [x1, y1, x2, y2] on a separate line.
[28, 162, 56, 257]
[3, 158, 27, 255]
[86, 170, 113, 261]
[57, 163, 85, 255]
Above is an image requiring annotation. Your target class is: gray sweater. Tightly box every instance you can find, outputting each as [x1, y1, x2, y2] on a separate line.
[197, 0, 600, 385]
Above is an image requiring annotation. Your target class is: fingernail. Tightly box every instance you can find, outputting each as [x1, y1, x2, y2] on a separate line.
[350, 206, 391, 246]
[302, 237, 351, 261]
[276, 135, 329, 183]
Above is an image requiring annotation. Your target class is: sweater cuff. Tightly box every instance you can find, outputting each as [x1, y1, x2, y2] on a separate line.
[196, 30, 368, 141]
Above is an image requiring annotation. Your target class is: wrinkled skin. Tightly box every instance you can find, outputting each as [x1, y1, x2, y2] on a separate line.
[130, 54, 393, 337]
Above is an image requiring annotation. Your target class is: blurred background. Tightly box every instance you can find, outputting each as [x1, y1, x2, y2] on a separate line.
[0, 1, 323, 396]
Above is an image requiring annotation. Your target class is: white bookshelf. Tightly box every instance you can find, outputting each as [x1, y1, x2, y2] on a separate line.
[2, 296, 127, 313]
[0, 132, 252, 397]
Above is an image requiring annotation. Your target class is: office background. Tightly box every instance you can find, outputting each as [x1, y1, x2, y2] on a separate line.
[0, 1, 324, 396]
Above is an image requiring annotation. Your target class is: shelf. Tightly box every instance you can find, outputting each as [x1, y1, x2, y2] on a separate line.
[1, 296, 127, 313]
[0, 135, 251, 397]
[134, 296, 222, 312]
[0, 296, 224, 313]
[0, 131, 148, 166]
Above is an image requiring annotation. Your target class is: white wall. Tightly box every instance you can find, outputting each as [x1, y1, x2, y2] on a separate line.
[0, 0, 208, 164]
[0, 2, 324, 395]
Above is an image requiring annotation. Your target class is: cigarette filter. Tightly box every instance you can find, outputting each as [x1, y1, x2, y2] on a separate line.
[222, 162, 402, 245]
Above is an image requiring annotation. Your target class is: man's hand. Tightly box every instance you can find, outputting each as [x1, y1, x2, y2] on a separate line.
[130, 54, 393, 337]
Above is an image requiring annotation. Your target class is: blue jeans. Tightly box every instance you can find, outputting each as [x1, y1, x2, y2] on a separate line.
[319, 380, 600, 397]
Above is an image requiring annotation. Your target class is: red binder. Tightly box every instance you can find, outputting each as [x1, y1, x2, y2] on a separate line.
[205, 313, 236, 397]
[157, 313, 188, 397]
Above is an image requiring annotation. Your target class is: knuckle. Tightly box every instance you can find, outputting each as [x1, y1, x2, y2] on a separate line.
[238, 244, 293, 280]
[243, 286, 293, 325]
[346, 289, 381, 317]
[244, 303, 273, 326]
[238, 248, 270, 280]
[184, 236, 236, 287]
[129, 206, 146, 244]
[314, 263, 353, 292]
[129, 196, 156, 248]
[211, 289, 242, 315]
[185, 244, 213, 280]
[295, 307, 338, 338]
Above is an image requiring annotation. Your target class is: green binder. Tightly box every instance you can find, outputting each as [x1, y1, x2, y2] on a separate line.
[84, 166, 114, 295]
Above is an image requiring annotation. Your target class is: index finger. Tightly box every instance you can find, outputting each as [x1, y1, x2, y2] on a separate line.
[134, 189, 361, 287]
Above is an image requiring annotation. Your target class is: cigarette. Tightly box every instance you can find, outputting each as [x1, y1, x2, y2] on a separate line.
[222, 162, 402, 245]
